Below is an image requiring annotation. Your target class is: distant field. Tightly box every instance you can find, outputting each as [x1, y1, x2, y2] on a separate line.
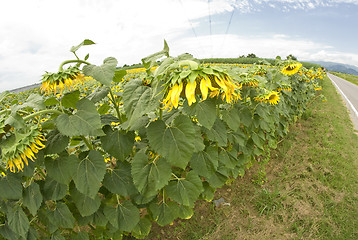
[330, 71, 358, 86]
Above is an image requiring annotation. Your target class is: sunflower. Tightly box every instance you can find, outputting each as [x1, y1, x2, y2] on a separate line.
[161, 70, 241, 110]
[254, 90, 280, 105]
[281, 62, 302, 76]
[2, 128, 46, 173]
[40, 66, 86, 95]
[266, 91, 280, 105]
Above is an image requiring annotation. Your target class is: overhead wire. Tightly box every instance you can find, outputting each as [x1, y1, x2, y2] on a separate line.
[207, 0, 213, 58]
[177, 0, 208, 58]
[219, 1, 237, 56]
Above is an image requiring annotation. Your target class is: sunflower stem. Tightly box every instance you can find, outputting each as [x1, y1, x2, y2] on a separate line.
[23, 109, 62, 121]
[109, 89, 121, 120]
[58, 59, 91, 71]
[81, 136, 94, 150]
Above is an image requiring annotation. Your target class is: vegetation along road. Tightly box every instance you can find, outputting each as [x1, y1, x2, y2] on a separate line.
[327, 72, 358, 131]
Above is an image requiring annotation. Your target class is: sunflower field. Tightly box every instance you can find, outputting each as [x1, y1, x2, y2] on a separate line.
[0, 40, 325, 239]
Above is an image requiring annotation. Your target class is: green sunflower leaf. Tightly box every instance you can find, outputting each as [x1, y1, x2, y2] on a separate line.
[83, 57, 117, 87]
[61, 90, 80, 109]
[221, 106, 241, 131]
[122, 79, 159, 129]
[56, 98, 104, 137]
[42, 178, 68, 201]
[45, 154, 77, 185]
[165, 171, 203, 207]
[103, 161, 137, 197]
[190, 146, 219, 179]
[131, 150, 172, 197]
[44, 129, 69, 154]
[203, 118, 228, 147]
[132, 217, 152, 239]
[0, 175, 22, 200]
[70, 184, 101, 217]
[22, 182, 42, 215]
[72, 150, 106, 198]
[103, 200, 140, 232]
[185, 98, 217, 129]
[7, 205, 29, 238]
[100, 126, 135, 161]
[50, 202, 75, 229]
[149, 201, 179, 226]
[147, 115, 196, 169]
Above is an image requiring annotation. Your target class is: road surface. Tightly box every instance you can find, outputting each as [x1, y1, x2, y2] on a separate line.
[327, 72, 358, 131]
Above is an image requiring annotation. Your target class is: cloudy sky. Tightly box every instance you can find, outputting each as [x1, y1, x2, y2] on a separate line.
[1, 0, 358, 91]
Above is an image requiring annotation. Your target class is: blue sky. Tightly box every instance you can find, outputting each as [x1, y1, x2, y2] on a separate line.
[1, 0, 358, 91]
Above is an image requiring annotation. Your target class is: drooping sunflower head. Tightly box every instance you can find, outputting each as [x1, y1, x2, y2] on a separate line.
[281, 62, 302, 76]
[1, 127, 46, 173]
[161, 67, 241, 111]
[40, 66, 85, 95]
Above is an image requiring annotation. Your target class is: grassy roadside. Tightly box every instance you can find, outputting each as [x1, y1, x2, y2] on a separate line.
[330, 71, 358, 86]
[147, 76, 358, 240]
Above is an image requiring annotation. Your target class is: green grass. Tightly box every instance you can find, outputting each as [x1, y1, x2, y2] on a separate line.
[330, 71, 358, 86]
[147, 76, 358, 240]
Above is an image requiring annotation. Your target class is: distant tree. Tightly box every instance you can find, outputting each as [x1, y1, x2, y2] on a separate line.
[247, 53, 257, 58]
[238, 55, 246, 58]
[276, 56, 281, 60]
[286, 54, 297, 60]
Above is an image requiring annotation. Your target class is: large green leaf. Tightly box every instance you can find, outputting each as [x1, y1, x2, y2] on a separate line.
[240, 106, 252, 127]
[0, 175, 22, 200]
[42, 178, 68, 201]
[222, 107, 241, 131]
[50, 202, 75, 229]
[45, 154, 77, 185]
[131, 150, 172, 197]
[147, 115, 196, 169]
[44, 129, 69, 154]
[61, 90, 80, 109]
[0, 224, 19, 240]
[7, 205, 29, 238]
[103, 200, 140, 232]
[103, 161, 137, 197]
[190, 146, 218, 179]
[87, 86, 110, 103]
[185, 99, 217, 129]
[122, 79, 159, 128]
[73, 150, 106, 198]
[113, 69, 127, 83]
[22, 182, 42, 215]
[100, 126, 135, 161]
[83, 57, 117, 86]
[70, 184, 101, 217]
[132, 217, 152, 239]
[56, 98, 104, 137]
[165, 171, 203, 207]
[149, 201, 179, 226]
[203, 118, 228, 147]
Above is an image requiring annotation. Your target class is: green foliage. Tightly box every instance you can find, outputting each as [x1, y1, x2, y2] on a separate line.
[0, 40, 325, 239]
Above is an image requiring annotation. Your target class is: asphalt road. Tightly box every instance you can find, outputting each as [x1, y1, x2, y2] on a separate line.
[327, 72, 358, 131]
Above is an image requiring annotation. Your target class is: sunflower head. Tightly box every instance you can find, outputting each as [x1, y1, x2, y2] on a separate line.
[1, 127, 46, 173]
[40, 66, 85, 95]
[281, 62, 302, 76]
[161, 66, 241, 111]
[254, 90, 280, 105]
